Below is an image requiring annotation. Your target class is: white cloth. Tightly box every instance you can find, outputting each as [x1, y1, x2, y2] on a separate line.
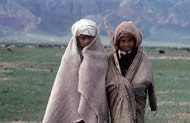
[72, 19, 97, 37]
[42, 19, 108, 123]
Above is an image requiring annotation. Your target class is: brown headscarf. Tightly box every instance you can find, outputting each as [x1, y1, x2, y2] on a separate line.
[113, 21, 142, 49]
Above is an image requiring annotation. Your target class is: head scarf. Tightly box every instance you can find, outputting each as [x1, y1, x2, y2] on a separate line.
[113, 21, 142, 49]
[72, 19, 97, 37]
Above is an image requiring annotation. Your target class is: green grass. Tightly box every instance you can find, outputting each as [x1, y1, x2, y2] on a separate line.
[0, 47, 190, 122]
[145, 59, 190, 123]
[144, 48, 190, 123]
[0, 48, 64, 122]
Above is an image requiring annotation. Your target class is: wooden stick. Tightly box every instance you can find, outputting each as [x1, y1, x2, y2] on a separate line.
[103, 16, 115, 50]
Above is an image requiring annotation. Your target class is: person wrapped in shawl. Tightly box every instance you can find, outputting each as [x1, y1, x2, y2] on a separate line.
[106, 21, 157, 123]
[42, 19, 108, 123]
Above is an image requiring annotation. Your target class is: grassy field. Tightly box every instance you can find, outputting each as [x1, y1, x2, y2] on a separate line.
[0, 47, 190, 123]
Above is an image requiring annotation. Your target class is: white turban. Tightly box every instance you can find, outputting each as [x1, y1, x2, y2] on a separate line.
[71, 19, 97, 37]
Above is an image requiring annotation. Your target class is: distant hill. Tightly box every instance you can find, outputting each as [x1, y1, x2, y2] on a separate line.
[0, 0, 190, 45]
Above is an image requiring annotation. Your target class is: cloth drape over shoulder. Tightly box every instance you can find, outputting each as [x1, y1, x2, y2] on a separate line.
[106, 21, 157, 123]
[43, 19, 109, 123]
[107, 49, 157, 123]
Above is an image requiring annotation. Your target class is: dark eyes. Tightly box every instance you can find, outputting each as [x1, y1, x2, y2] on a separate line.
[127, 39, 133, 43]
[121, 40, 126, 43]
[79, 35, 94, 40]
[79, 36, 86, 40]
[121, 39, 133, 43]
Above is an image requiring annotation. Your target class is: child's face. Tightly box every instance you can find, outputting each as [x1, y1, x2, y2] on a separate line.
[78, 34, 95, 48]
[119, 34, 136, 52]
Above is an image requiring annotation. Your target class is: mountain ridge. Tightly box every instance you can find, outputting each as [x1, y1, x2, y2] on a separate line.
[0, 0, 190, 43]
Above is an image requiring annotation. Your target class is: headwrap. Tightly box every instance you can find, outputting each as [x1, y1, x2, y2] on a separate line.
[72, 19, 97, 37]
[113, 21, 142, 49]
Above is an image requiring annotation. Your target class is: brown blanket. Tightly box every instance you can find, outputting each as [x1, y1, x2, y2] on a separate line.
[106, 21, 157, 123]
